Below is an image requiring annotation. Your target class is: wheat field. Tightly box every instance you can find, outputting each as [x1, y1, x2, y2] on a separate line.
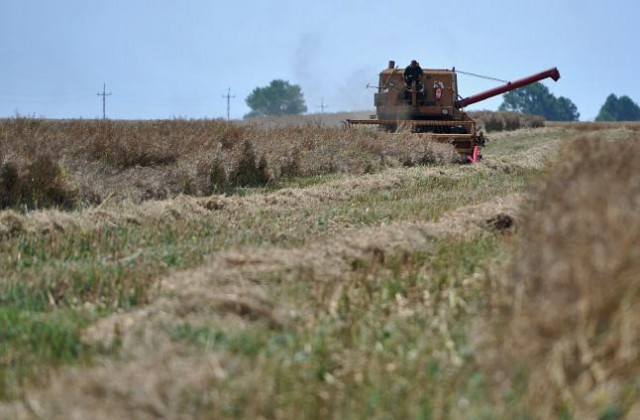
[0, 116, 639, 419]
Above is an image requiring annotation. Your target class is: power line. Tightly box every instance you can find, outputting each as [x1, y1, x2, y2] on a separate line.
[222, 87, 235, 120]
[97, 83, 112, 119]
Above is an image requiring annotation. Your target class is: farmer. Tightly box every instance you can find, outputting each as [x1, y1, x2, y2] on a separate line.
[403, 60, 424, 90]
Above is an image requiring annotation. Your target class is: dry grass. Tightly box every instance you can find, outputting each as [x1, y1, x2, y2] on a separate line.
[4, 119, 639, 418]
[0, 116, 458, 208]
[469, 111, 546, 132]
[0, 156, 76, 210]
[243, 110, 375, 128]
[548, 121, 640, 132]
[0, 122, 565, 418]
[477, 132, 640, 418]
[1, 194, 523, 419]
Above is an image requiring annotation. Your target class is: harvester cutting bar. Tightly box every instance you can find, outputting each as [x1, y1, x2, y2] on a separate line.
[346, 119, 475, 130]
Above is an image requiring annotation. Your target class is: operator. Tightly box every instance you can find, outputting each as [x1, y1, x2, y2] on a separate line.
[404, 60, 424, 90]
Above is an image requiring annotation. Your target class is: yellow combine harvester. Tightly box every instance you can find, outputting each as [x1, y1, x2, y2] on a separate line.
[347, 60, 560, 162]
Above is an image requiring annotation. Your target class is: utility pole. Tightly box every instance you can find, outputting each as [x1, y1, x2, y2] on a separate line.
[317, 98, 329, 115]
[97, 83, 112, 119]
[222, 87, 235, 120]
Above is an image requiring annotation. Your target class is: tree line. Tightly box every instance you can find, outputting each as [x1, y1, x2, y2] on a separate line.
[244, 79, 640, 122]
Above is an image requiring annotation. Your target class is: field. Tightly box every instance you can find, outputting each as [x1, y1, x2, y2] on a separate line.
[1, 116, 639, 419]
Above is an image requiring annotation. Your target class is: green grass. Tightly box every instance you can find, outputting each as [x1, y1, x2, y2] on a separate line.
[0, 126, 570, 413]
[0, 290, 99, 400]
[167, 234, 509, 418]
[483, 126, 571, 157]
[0, 162, 541, 402]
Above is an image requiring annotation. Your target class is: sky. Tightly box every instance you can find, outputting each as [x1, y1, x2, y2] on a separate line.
[1, 0, 639, 121]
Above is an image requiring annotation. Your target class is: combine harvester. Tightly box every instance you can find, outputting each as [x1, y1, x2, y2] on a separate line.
[346, 61, 560, 162]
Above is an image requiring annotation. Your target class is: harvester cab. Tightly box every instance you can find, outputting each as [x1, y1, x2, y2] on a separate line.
[347, 60, 561, 162]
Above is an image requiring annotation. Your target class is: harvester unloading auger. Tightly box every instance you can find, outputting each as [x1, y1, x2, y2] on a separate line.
[346, 61, 561, 162]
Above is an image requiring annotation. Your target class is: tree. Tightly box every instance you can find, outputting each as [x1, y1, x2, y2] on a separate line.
[595, 94, 640, 121]
[499, 82, 579, 121]
[245, 80, 307, 118]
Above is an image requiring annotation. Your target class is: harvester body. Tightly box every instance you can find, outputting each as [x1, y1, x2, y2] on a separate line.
[346, 61, 560, 160]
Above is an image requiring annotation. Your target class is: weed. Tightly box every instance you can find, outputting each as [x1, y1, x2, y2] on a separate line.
[0, 156, 76, 210]
[208, 157, 229, 194]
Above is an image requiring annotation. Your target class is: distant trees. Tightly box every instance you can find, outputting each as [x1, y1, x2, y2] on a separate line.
[499, 82, 579, 121]
[595, 94, 640, 121]
[245, 80, 307, 118]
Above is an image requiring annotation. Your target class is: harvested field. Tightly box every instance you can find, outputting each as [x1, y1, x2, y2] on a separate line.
[0, 118, 638, 419]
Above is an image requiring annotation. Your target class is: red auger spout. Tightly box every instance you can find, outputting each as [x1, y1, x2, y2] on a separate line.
[454, 67, 561, 109]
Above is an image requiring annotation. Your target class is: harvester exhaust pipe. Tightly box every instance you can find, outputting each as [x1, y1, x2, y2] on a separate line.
[454, 67, 561, 109]
[388, 60, 395, 69]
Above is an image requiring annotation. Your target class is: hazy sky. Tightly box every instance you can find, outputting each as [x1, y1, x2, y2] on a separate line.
[1, 0, 638, 120]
